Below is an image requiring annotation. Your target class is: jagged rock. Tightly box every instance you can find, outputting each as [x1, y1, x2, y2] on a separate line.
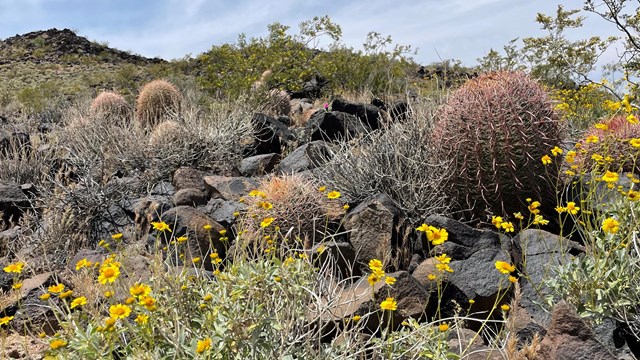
[537, 301, 616, 359]
[414, 215, 513, 320]
[203, 198, 246, 227]
[344, 193, 414, 273]
[448, 328, 503, 360]
[173, 188, 209, 207]
[514, 229, 584, 327]
[248, 113, 295, 156]
[290, 74, 327, 99]
[133, 195, 173, 233]
[203, 176, 258, 201]
[1, 272, 62, 335]
[0, 181, 30, 230]
[276, 141, 332, 174]
[306, 111, 370, 143]
[158, 206, 226, 271]
[239, 153, 280, 176]
[313, 271, 432, 333]
[310, 241, 360, 279]
[151, 181, 175, 196]
[331, 97, 381, 130]
[172, 167, 210, 195]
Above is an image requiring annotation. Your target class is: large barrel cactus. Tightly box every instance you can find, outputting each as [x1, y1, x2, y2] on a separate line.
[433, 71, 564, 222]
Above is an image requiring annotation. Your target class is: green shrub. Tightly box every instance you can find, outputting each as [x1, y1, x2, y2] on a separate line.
[434, 71, 564, 222]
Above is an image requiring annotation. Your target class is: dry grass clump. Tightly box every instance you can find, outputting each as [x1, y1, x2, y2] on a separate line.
[314, 94, 453, 220]
[148, 120, 181, 147]
[134, 79, 182, 129]
[89, 90, 131, 124]
[240, 174, 345, 247]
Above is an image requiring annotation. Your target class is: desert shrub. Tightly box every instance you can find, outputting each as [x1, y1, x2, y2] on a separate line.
[197, 16, 415, 98]
[433, 71, 565, 223]
[552, 82, 618, 136]
[546, 165, 640, 339]
[314, 94, 453, 221]
[89, 91, 131, 124]
[238, 174, 345, 250]
[134, 80, 182, 129]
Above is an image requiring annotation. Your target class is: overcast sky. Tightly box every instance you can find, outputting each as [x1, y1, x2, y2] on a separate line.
[0, 0, 623, 67]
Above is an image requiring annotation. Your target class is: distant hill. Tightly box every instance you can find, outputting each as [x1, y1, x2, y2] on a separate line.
[0, 28, 165, 65]
[0, 28, 188, 116]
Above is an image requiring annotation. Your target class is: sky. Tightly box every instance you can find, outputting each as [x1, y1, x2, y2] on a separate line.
[0, 0, 624, 68]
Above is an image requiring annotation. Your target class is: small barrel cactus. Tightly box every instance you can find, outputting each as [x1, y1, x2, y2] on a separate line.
[433, 71, 565, 222]
[571, 114, 640, 175]
[90, 91, 131, 124]
[134, 80, 182, 129]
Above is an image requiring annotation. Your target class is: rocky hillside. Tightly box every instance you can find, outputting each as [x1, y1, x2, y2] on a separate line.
[0, 28, 164, 65]
[0, 29, 184, 115]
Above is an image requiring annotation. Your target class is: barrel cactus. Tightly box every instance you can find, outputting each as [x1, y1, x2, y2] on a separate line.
[433, 71, 565, 222]
[134, 80, 182, 129]
[571, 114, 640, 175]
[90, 91, 130, 124]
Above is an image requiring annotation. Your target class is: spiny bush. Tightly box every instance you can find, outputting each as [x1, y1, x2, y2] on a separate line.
[148, 120, 181, 148]
[433, 71, 564, 223]
[238, 174, 345, 250]
[571, 114, 640, 175]
[134, 80, 182, 129]
[89, 90, 131, 124]
[315, 95, 453, 220]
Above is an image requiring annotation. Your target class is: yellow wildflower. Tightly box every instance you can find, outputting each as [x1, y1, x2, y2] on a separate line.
[427, 226, 448, 245]
[12, 282, 22, 290]
[151, 221, 171, 232]
[380, 297, 397, 311]
[48, 284, 65, 293]
[49, 339, 67, 350]
[586, 135, 599, 143]
[327, 191, 341, 199]
[111, 233, 123, 240]
[601, 171, 619, 183]
[129, 283, 152, 299]
[75, 258, 92, 271]
[551, 146, 563, 156]
[385, 276, 396, 286]
[427, 274, 437, 281]
[594, 123, 608, 131]
[196, 338, 212, 354]
[59, 290, 73, 299]
[495, 261, 516, 274]
[528, 201, 541, 214]
[602, 217, 620, 234]
[3, 261, 24, 274]
[98, 264, 120, 284]
[541, 155, 552, 165]
[260, 217, 275, 228]
[70, 296, 87, 309]
[501, 304, 510, 311]
[565, 202, 580, 215]
[491, 216, 503, 229]
[501, 222, 515, 233]
[109, 304, 131, 319]
[39, 293, 51, 301]
[135, 314, 149, 325]
[628, 114, 639, 124]
[439, 323, 449, 332]
[630, 138, 640, 148]
[0, 316, 14, 326]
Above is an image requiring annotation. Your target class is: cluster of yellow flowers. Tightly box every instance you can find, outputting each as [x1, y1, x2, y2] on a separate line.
[415, 224, 449, 245]
[491, 216, 515, 233]
[367, 259, 396, 287]
[495, 260, 517, 284]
